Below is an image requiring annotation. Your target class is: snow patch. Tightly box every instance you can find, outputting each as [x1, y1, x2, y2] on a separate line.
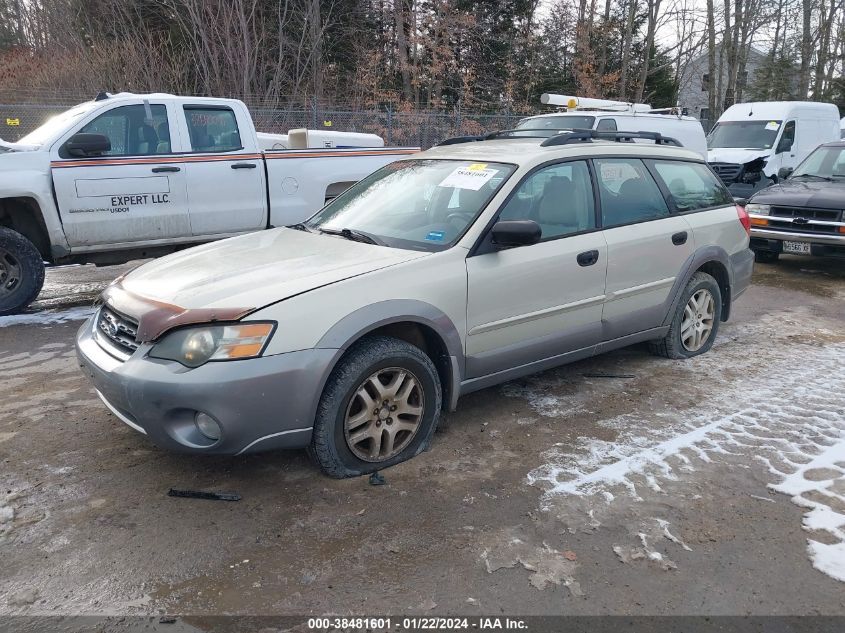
[527, 338, 845, 583]
[0, 306, 94, 327]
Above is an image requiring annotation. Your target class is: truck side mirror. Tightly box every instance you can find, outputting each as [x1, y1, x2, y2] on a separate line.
[64, 133, 111, 158]
[777, 166, 793, 180]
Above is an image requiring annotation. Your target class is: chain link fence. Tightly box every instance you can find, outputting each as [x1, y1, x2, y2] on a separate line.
[0, 99, 525, 149]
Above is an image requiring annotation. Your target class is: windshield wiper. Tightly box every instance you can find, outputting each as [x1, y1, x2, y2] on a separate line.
[286, 222, 317, 232]
[318, 227, 385, 246]
[791, 174, 833, 181]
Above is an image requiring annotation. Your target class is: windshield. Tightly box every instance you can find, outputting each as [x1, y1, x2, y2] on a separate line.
[706, 120, 782, 150]
[516, 115, 595, 131]
[17, 102, 99, 146]
[792, 146, 845, 179]
[305, 159, 517, 251]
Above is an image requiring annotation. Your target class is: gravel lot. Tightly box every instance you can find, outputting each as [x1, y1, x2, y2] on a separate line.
[1, 257, 844, 623]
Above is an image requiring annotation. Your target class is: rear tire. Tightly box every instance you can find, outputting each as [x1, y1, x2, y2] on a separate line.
[0, 227, 45, 316]
[308, 335, 442, 479]
[753, 249, 779, 263]
[649, 272, 722, 360]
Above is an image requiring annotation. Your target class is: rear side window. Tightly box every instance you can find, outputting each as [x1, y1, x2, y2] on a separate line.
[594, 158, 669, 227]
[650, 160, 733, 211]
[184, 106, 242, 152]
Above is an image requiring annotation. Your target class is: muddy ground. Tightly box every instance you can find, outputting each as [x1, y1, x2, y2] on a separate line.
[1, 257, 844, 626]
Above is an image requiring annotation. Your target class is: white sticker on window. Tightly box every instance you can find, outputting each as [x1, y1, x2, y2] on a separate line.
[765, 121, 780, 131]
[600, 164, 625, 181]
[438, 164, 498, 190]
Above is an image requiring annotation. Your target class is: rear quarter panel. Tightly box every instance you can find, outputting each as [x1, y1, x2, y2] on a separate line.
[684, 205, 748, 256]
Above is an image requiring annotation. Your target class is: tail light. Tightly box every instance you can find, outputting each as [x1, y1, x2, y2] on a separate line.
[736, 204, 750, 235]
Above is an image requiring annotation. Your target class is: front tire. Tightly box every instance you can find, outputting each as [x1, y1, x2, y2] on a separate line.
[649, 272, 722, 359]
[309, 335, 442, 478]
[0, 227, 45, 316]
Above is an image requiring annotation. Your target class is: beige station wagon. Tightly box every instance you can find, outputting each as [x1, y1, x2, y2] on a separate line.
[77, 130, 754, 477]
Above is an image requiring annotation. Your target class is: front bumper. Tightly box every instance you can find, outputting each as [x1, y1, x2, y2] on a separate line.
[76, 315, 337, 455]
[750, 228, 845, 258]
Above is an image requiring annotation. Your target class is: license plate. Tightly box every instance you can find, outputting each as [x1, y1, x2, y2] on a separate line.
[782, 241, 811, 255]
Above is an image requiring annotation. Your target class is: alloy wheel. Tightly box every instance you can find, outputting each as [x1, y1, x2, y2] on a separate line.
[344, 367, 424, 462]
[681, 289, 716, 352]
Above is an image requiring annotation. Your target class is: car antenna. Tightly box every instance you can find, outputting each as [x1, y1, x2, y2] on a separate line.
[95, 91, 110, 101]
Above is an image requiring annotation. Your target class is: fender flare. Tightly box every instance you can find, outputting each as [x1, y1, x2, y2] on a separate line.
[315, 299, 465, 411]
[661, 245, 734, 327]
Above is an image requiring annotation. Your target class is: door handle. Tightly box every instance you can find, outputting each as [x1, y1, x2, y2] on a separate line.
[672, 231, 688, 245]
[231, 162, 257, 169]
[151, 166, 180, 173]
[576, 250, 599, 267]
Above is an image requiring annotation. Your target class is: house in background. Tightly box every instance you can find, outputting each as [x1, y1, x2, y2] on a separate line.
[678, 44, 800, 130]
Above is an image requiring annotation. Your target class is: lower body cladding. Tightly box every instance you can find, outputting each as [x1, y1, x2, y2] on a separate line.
[76, 316, 337, 455]
[750, 228, 845, 259]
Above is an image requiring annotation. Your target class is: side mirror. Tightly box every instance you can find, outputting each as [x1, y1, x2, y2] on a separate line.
[733, 197, 748, 206]
[491, 220, 541, 248]
[777, 166, 793, 180]
[64, 132, 111, 157]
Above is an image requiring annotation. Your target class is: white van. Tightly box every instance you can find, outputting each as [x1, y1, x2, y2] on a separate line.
[707, 101, 840, 195]
[516, 94, 708, 158]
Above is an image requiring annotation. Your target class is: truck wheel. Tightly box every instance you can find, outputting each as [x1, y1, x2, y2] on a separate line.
[649, 272, 722, 360]
[0, 227, 45, 316]
[309, 335, 442, 479]
[753, 249, 779, 263]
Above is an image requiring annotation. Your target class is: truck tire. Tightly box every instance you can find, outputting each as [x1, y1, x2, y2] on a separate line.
[0, 227, 45, 316]
[649, 272, 722, 360]
[309, 335, 442, 479]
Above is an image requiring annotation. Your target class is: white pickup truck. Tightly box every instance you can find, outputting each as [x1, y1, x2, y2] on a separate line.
[0, 92, 417, 314]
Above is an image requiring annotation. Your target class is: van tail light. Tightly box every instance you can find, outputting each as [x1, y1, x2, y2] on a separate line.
[736, 204, 751, 235]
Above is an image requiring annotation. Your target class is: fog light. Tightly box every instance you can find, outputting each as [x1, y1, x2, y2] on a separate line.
[195, 412, 221, 441]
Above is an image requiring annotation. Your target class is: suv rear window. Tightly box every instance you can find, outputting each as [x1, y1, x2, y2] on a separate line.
[650, 160, 733, 211]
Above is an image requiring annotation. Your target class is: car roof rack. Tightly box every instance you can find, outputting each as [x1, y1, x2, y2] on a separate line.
[436, 135, 484, 146]
[436, 129, 564, 146]
[540, 129, 682, 147]
[435, 128, 683, 148]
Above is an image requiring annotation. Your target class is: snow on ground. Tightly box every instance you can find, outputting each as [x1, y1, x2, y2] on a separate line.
[525, 324, 845, 582]
[0, 306, 94, 328]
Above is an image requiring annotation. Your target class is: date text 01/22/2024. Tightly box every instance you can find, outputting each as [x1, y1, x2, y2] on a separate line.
[306, 617, 529, 630]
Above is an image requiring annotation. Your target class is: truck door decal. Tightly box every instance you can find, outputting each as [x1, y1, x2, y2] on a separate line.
[75, 175, 170, 197]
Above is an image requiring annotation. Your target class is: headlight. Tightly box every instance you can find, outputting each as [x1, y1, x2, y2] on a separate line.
[745, 203, 770, 216]
[149, 322, 275, 368]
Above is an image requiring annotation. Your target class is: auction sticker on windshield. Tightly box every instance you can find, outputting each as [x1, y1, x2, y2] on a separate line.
[438, 163, 499, 190]
[765, 121, 780, 131]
